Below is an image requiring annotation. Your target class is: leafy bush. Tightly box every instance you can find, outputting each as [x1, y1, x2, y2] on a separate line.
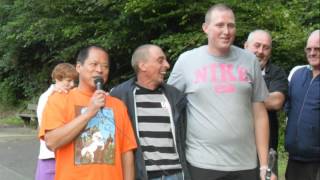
[0, 0, 319, 104]
[0, 78, 19, 106]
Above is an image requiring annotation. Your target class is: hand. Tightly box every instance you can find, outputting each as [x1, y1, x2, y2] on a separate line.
[53, 84, 69, 93]
[260, 168, 277, 180]
[270, 173, 277, 180]
[86, 90, 106, 117]
[260, 168, 266, 180]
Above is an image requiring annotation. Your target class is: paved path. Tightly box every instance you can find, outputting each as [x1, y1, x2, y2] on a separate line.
[0, 126, 39, 180]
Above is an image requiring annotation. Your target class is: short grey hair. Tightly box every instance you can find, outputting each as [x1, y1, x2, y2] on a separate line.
[246, 29, 272, 47]
[205, 4, 233, 23]
[131, 44, 158, 73]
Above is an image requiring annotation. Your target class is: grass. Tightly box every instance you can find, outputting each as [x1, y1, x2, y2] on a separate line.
[0, 105, 25, 127]
[278, 150, 288, 180]
[277, 111, 289, 180]
[0, 104, 38, 128]
[0, 116, 25, 126]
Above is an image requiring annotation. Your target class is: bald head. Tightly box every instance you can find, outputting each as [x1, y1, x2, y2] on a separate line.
[132, 44, 170, 90]
[307, 30, 320, 43]
[305, 29, 320, 68]
[205, 4, 234, 23]
[131, 44, 162, 73]
[246, 30, 272, 46]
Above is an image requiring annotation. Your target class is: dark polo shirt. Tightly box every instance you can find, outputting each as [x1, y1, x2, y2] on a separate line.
[263, 61, 288, 150]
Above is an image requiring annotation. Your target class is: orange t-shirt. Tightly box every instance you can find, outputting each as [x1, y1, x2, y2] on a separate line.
[39, 88, 137, 180]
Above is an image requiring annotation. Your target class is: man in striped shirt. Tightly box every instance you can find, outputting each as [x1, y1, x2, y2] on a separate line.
[111, 44, 190, 180]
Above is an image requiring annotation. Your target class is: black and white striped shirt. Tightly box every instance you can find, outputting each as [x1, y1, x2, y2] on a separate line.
[135, 85, 182, 172]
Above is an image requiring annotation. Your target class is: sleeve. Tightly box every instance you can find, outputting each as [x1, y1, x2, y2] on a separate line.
[38, 93, 67, 140]
[167, 54, 186, 92]
[36, 85, 55, 126]
[116, 100, 137, 153]
[268, 67, 288, 96]
[284, 82, 292, 113]
[110, 86, 122, 99]
[252, 58, 269, 102]
[288, 65, 307, 81]
[285, 71, 296, 113]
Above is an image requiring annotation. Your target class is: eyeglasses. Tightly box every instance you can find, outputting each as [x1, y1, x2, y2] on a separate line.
[304, 47, 320, 54]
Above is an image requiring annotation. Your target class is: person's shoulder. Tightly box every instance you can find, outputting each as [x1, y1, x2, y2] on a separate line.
[268, 63, 286, 72]
[107, 95, 128, 109]
[163, 83, 181, 92]
[107, 95, 123, 103]
[289, 65, 310, 81]
[173, 46, 206, 66]
[114, 79, 132, 89]
[48, 88, 73, 103]
[290, 65, 308, 73]
[233, 46, 257, 61]
[50, 90, 69, 99]
[163, 83, 185, 96]
[43, 89, 70, 111]
[179, 45, 206, 57]
[288, 65, 308, 81]
[295, 65, 309, 74]
[291, 65, 309, 75]
[110, 78, 134, 94]
[38, 84, 55, 98]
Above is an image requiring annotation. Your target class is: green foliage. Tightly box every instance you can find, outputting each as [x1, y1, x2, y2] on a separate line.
[0, 116, 24, 127]
[153, 32, 206, 61]
[0, 2, 316, 178]
[0, 0, 319, 105]
[0, 78, 18, 105]
[277, 111, 289, 179]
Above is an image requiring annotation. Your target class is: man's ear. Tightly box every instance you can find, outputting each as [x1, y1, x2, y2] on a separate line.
[138, 62, 146, 72]
[244, 41, 248, 49]
[76, 63, 81, 73]
[202, 22, 208, 34]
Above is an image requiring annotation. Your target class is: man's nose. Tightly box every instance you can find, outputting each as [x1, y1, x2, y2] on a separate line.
[95, 64, 103, 72]
[163, 60, 170, 69]
[222, 26, 230, 34]
[257, 46, 264, 54]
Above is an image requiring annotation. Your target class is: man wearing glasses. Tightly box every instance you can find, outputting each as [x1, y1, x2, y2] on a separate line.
[285, 29, 320, 180]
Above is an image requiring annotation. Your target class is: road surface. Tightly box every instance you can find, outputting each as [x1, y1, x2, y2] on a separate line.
[0, 126, 38, 180]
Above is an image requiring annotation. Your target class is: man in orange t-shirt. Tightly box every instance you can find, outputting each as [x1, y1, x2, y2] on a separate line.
[39, 45, 137, 180]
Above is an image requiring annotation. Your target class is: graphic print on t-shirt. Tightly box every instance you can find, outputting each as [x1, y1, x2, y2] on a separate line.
[193, 63, 251, 93]
[74, 107, 116, 165]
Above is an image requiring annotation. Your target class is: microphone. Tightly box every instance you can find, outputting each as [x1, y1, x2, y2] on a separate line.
[94, 76, 105, 110]
[94, 76, 104, 90]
